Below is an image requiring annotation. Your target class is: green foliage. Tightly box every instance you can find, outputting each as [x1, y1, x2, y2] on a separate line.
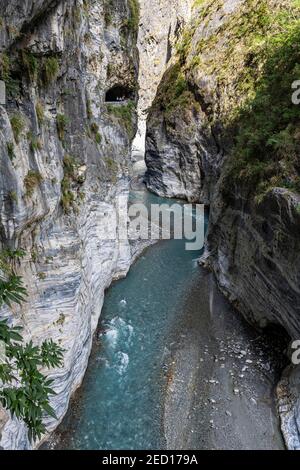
[8, 191, 17, 204]
[21, 51, 39, 82]
[6, 78, 21, 98]
[61, 154, 84, 213]
[94, 132, 102, 144]
[82, 0, 90, 14]
[175, 28, 194, 64]
[90, 122, 98, 133]
[193, 0, 206, 7]
[86, 98, 92, 120]
[104, 10, 112, 25]
[0, 53, 22, 96]
[0, 330, 63, 441]
[61, 179, 74, 213]
[90, 122, 102, 144]
[36, 102, 45, 127]
[0, 249, 64, 442]
[175, 0, 275, 102]
[55, 313, 65, 327]
[43, 57, 59, 86]
[0, 248, 27, 307]
[56, 113, 69, 141]
[73, 5, 82, 24]
[127, 0, 140, 34]
[0, 248, 26, 266]
[0, 320, 22, 345]
[105, 156, 118, 172]
[1, 49, 39, 95]
[63, 154, 76, 176]
[7, 142, 15, 161]
[10, 113, 25, 144]
[172, 0, 300, 198]
[104, 0, 114, 25]
[31, 250, 38, 263]
[107, 100, 136, 137]
[159, 64, 188, 106]
[27, 132, 42, 152]
[0, 275, 27, 307]
[228, 13, 300, 196]
[41, 340, 64, 368]
[0, 52, 10, 81]
[24, 170, 43, 198]
[151, 63, 199, 123]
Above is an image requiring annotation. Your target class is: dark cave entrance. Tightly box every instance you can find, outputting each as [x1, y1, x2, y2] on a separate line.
[105, 85, 133, 103]
[257, 322, 291, 379]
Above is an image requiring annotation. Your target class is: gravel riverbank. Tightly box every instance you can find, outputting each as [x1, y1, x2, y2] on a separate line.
[164, 268, 287, 450]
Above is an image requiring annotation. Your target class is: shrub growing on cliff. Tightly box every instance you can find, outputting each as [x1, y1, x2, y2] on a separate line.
[173, 0, 300, 199]
[24, 170, 43, 198]
[10, 113, 25, 144]
[104, 0, 114, 25]
[36, 101, 45, 127]
[21, 51, 39, 82]
[27, 132, 42, 153]
[60, 154, 84, 213]
[90, 122, 102, 144]
[0, 52, 10, 81]
[0, 53, 20, 97]
[0, 249, 27, 307]
[43, 57, 59, 86]
[228, 11, 300, 196]
[0, 250, 64, 441]
[107, 100, 135, 137]
[61, 155, 75, 213]
[0, 275, 26, 308]
[6, 142, 15, 161]
[0, 323, 64, 442]
[56, 113, 69, 141]
[126, 0, 140, 34]
[151, 63, 199, 124]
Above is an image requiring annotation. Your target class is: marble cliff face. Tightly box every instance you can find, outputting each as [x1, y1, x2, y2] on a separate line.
[0, 0, 193, 449]
[2, 0, 300, 451]
[0, 0, 139, 449]
[145, 0, 300, 449]
[132, 0, 193, 157]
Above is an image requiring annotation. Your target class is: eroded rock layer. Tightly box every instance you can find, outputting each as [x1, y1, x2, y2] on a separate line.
[132, 0, 193, 158]
[0, 0, 139, 449]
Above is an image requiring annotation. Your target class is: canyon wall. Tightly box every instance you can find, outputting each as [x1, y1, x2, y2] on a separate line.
[0, 0, 195, 450]
[0, 0, 139, 449]
[1, 0, 299, 451]
[132, 0, 192, 158]
[145, 0, 300, 449]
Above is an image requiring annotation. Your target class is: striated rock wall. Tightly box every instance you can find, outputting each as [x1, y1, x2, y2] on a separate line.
[145, 0, 300, 449]
[0, 0, 139, 449]
[132, 0, 193, 158]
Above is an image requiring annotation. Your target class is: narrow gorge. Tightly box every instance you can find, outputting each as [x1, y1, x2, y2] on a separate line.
[145, 0, 300, 449]
[0, 0, 299, 452]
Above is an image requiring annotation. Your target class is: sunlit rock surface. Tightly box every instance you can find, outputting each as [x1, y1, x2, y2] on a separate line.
[132, 0, 193, 159]
[0, 0, 138, 449]
[145, 0, 300, 449]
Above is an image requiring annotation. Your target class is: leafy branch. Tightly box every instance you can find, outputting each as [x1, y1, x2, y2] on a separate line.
[0, 249, 64, 442]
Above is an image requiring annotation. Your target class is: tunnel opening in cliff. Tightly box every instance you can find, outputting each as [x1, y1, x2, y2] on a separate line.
[105, 85, 134, 102]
